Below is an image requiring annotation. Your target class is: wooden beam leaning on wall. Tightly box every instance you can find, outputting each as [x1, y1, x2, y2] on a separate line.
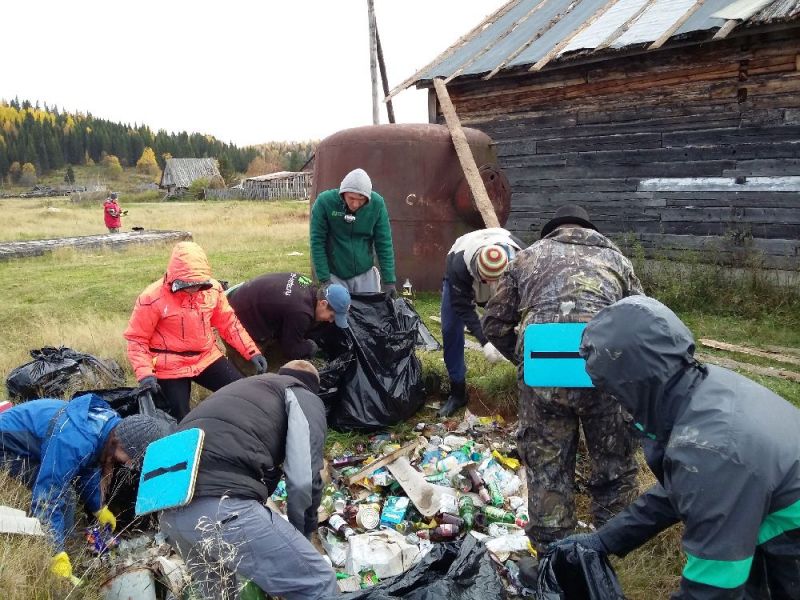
[433, 78, 502, 229]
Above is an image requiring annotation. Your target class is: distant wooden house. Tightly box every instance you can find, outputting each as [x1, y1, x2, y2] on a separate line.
[160, 158, 222, 195]
[242, 171, 313, 199]
[392, 0, 800, 270]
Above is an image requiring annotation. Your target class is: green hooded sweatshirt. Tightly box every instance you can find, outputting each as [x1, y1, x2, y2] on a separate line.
[309, 189, 396, 283]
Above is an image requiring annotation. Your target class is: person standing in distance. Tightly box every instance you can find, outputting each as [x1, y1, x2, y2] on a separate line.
[310, 168, 396, 294]
[103, 192, 125, 233]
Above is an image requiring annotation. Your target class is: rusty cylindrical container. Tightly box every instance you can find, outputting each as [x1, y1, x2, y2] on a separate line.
[311, 124, 511, 291]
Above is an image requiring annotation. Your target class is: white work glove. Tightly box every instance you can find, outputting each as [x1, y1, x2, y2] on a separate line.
[482, 342, 506, 363]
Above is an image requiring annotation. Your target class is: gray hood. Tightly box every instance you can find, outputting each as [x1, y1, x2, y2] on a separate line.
[579, 296, 706, 440]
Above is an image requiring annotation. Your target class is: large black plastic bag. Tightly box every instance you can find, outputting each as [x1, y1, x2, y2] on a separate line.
[6, 346, 125, 400]
[320, 294, 426, 432]
[534, 542, 625, 600]
[341, 534, 506, 600]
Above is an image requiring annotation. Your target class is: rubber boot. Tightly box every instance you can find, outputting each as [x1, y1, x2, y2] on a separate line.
[438, 380, 468, 418]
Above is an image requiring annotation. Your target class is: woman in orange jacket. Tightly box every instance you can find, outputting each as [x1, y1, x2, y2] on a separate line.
[124, 242, 267, 420]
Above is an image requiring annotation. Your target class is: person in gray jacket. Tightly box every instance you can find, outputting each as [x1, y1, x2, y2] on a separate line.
[160, 360, 337, 600]
[554, 296, 800, 599]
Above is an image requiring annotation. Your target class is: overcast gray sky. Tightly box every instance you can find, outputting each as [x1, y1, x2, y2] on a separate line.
[2, 1, 506, 146]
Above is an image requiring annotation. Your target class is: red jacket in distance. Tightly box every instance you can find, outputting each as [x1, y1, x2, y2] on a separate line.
[103, 199, 122, 228]
[123, 242, 259, 380]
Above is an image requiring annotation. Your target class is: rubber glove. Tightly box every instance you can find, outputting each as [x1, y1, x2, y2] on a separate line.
[138, 375, 161, 396]
[482, 342, 506, 363]
[51, 552, 81, 585]
[382, 283, 397, 298]
[251, 354, 268, 374]
[94, 505, 117, 531]
[547, 532, 608, 554]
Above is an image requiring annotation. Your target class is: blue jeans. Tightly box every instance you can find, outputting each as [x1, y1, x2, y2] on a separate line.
[441, 280, 466, 384]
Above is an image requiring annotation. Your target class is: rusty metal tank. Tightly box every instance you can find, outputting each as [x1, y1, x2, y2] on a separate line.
[311, 124, 512, 291]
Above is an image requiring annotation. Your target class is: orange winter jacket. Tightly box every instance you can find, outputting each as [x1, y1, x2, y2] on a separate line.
[123, 242, 259, 380]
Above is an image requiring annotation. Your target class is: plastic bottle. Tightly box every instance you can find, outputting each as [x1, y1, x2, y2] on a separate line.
[487, 481, 504, 507]
[458, 495, 475, 530]
[483, 506, 515, 524]
[467, 467, 491, 503]
[430, 523, 460, 541]
[329, 514, 356, 538]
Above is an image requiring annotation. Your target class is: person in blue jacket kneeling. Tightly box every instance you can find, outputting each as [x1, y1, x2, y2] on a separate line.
[0, 393, 171, 584]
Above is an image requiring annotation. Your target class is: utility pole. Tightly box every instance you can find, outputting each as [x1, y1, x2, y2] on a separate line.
[367, 0, 380, 125]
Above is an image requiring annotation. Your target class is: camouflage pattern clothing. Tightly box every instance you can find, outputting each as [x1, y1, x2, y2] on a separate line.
[483, 226, 644, 544]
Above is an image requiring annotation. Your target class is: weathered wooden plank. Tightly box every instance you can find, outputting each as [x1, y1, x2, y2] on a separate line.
[699, 338, 800, 367]
[653, 207, 800, 225]
[663, 126, 800, 147]
[695, 352, 800, 383]
[536, 132, 663, 153]
[503, 160, 737, 179]
[0, 231, 193, 261]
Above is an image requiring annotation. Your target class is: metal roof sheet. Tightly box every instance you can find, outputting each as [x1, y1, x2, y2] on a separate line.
[399, 0, 799, 93]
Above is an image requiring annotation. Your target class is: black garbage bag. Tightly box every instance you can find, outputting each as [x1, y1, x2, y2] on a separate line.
[6, 346, 125, 401]
[319, 294, 426, 432]
[534, 542, 625, 600]
[341, 534, 506, 600]
[71, 386, 177, 427]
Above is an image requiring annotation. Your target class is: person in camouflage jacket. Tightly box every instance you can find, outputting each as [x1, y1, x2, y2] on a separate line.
[482, 204, 644, 547]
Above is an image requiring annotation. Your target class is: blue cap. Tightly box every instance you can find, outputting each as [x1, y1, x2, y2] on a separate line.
[325, 284, 351, 328]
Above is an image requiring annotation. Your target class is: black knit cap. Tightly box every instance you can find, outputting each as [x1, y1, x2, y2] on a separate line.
[114, 415, 174, 463]
[541, 204, 598, 239]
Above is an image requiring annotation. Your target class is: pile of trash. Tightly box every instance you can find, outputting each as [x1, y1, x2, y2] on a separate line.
[269, 411, 538, 596]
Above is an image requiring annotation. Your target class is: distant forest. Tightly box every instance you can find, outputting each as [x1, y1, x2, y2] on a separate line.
[0, 99, 316, 183]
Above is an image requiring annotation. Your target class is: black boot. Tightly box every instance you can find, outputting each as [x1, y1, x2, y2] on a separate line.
[438, 380, 468, 418]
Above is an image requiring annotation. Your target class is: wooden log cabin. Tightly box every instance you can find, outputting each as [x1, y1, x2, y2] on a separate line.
[391, 0, 800, 270]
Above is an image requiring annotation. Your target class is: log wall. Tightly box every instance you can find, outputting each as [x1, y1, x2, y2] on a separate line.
[436, 28, 800, 270]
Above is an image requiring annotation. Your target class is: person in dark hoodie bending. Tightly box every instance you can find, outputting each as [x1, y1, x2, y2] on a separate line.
[159, 360, 337, 600]
[225, 272, 351, 374]
[554, 296, 800, 599]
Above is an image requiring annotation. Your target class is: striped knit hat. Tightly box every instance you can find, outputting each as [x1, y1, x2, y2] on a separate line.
[476, 244, 509, 281]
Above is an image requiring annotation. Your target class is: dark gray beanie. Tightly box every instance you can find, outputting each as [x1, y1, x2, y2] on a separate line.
[115, 415, 173, 462]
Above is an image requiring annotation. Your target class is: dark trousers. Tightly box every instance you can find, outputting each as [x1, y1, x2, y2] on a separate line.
[441, 280, 467, 383]
[158, 357, 243, 421]
[518, 384, 639, 544]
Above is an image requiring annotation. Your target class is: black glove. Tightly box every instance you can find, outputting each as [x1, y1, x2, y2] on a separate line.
[382, 283, 397, 298]
[307, 340, 320, 359]
[138, 375, 161, 396]
[547, 532, 608, 554]
[251, 354, 268, 374]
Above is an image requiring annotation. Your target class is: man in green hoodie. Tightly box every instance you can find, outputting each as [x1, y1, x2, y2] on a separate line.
[310, 168, 396, 294]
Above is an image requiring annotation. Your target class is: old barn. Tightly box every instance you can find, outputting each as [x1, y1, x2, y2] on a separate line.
[159, 158, 222, 195]
[243, 171, 312, 200]
[393, 0, 800, 270]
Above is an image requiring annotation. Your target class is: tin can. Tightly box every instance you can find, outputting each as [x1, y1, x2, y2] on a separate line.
[356, 505, 381, 530]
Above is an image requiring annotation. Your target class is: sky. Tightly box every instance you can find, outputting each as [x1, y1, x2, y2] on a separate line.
[2, 1, 507, 146]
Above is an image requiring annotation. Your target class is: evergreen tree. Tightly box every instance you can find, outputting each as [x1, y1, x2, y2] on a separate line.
[64, 164, 75, 184]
